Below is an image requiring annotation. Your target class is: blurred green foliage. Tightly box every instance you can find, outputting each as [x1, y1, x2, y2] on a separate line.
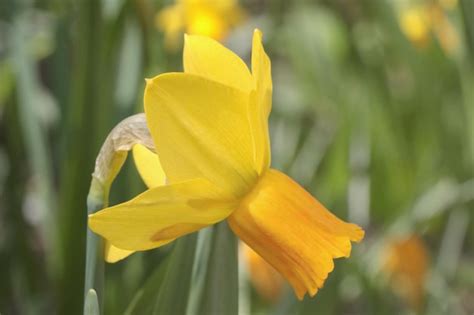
[0, 0, 473, 314]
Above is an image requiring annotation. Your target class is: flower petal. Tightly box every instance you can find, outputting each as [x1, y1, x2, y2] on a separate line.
[252, 29, 272, 117]
[89, 178, 238, 251]
[249, 29, 272, 174]
[105, 243, 134, 263]
[132, 144, 166, 188]
[228, 169, 364, 300]
[101, 145, 166, 263]
[145, 73, 258, 198]
[183, 34, 253, 91]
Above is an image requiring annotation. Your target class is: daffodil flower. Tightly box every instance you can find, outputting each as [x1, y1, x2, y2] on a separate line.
[383, 235, 429, 310]
[89, 29, 364, 299]
[398, 2, 459, 55]
[156, 0, 245, 47]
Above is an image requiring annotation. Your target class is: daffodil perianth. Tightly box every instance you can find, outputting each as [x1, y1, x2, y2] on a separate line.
[89, 29, 364, 299]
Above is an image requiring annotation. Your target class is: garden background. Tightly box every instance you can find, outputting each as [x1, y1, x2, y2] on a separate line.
[0, 0, 473, 314]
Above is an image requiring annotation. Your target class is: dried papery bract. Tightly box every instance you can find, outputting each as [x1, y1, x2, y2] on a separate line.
[92, 113, 155, 188]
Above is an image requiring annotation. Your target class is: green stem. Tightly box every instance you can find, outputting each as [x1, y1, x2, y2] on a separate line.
[84, 177, 107, 314]
[82, 113, 152, 314]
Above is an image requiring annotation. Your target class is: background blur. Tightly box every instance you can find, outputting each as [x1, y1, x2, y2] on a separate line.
[0, 0, 473, 314]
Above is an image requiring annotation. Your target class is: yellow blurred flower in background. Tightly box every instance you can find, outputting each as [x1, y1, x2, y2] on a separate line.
[89, 30, 364, 299]
[383, 235, 430, 311]
[156, 0, 246, 48]
[399, 6, 431, 47]
[242, 243, 284, 302]
[439, 0, 458, 10]
[398, 0, 459, 55]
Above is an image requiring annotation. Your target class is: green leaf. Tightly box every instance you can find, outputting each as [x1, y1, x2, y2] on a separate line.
[196, 221, 238, 315]
[84, 289, 100, 315]
[123, 256, 170, 315]
[153, 234, 198, 315]
[186, 227, 213, 315]
[124, 234, 198, 315]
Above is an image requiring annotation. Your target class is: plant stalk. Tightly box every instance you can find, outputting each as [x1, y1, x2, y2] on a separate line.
[84, 177, 107, 314]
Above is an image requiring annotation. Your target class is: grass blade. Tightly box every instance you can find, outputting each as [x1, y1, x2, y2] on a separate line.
[197, 221, 238, 315]
[152, 234, 198, 315]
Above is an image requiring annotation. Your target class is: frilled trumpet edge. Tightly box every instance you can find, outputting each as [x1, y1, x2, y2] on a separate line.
[228, 169, 364, 300]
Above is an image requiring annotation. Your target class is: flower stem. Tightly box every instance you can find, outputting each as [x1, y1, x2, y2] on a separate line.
[84, 177, 107, 314]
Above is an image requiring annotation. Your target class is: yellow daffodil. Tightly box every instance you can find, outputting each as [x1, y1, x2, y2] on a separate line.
[156, 0, 245, 48]
[383, 235, 430, 311]
[399, 6, 431, 47]
[89, 29, 364, 299]
[242, 243, 284, 302]
[398, 1, 459, 55]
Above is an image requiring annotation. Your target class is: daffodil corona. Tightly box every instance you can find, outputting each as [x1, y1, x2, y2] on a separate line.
[89, 30, 364, 299]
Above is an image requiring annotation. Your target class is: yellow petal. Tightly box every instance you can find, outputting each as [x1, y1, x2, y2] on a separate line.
[132, 144, 166, 188]
[105, 243, 134, 263]
[89, 178, 238, 251]
[145, 73, 258, 198]
[252, 29, 272, 117]
[101, 145, 166, 263]
[250, 29, 272, 174]
[183, 34, 253, 91]
[228, 169, 364, 300]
